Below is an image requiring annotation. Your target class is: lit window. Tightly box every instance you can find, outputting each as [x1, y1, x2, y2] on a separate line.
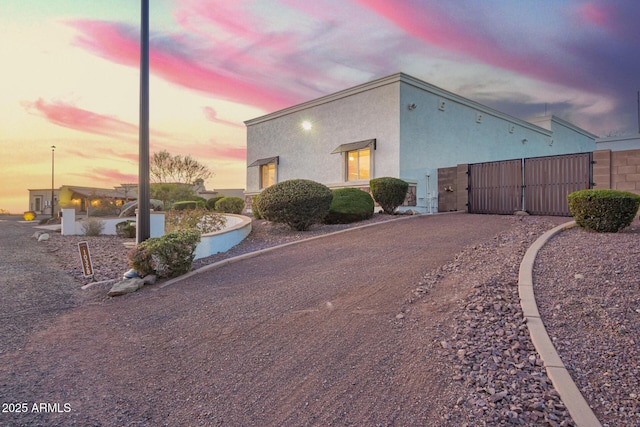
[331, 139, 375, 182]
[249, 156, 279, 189]
[347, 147, 370, 181]
[260, 162, 276, 189]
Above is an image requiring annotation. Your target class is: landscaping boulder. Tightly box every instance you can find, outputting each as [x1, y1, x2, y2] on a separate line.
[108, 277, 145, 297]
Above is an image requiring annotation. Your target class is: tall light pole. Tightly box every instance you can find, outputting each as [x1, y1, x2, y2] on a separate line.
[137, 0, 150, 243]
[51, 145, 56, 218]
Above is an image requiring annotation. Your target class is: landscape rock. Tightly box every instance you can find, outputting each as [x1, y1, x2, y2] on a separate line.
[123, 268, 141, 279]
[108, 277, 144, 297]
[37, 233, 50, 242]
[142, 274, 157, 285]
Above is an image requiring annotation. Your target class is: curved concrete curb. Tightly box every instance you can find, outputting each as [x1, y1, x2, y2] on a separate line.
[156, 213, 425, 290]
[518, 221, 602, 427]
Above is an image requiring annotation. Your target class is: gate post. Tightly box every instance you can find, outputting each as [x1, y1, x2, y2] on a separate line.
[456, 164, 469, 212]
[592, 150, 611, 189]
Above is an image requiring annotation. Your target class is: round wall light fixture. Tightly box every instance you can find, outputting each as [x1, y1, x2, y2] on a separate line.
[301, 120, 312, 131]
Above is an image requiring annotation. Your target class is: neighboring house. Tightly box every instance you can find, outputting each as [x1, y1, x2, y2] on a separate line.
[27, 188, 60, 216]
[28, 185, 136, 217]
[245, 72, 597, 213]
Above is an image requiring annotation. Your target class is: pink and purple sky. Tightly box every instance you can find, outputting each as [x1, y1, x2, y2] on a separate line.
[1, 0, 638, 213]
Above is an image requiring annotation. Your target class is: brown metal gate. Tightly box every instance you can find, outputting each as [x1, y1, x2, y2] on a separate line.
[468, 152, 592, 216]
[524, 153, 592, 216]
[468, 159, 522, 214]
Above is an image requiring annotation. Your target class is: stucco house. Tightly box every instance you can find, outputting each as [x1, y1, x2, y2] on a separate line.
[245, 72, 597, 213]
[28, 185, 137, 217]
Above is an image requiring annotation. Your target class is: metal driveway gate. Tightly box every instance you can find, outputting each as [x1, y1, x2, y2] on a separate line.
[468, 152, 592, 216]
[468, 159, 522, 214]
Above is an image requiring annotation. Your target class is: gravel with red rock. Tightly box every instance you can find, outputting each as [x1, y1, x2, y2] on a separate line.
[1, 213, 636, 426]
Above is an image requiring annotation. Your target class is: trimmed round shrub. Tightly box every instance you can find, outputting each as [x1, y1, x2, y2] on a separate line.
[215, 196, 245, 214]
[568, 189, 640, 233]
[206, 195, 224, 211]
[258, 179, 333, 231]
[23, 211, 36, 221]
[370, 177, 409, 214]
[324, 188, 374, 224]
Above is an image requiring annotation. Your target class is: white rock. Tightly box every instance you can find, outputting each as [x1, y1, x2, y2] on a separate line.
[37, 233, 50, 242]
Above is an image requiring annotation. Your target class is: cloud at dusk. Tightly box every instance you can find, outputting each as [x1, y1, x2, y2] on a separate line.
[92, 168, 138, 183]
[22, 98, 138, 138]
[353, 0, 640, 132]
[3, 0, 640, 214]
[66, 19, 300, 111]
[202, 106, 244, 128]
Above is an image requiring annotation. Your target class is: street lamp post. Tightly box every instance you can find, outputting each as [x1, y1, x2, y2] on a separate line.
[137, 0, 150, 243]
[51, 145, 56, 218]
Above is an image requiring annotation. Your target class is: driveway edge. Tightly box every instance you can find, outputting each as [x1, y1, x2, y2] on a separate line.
[518, 221, 602, 427]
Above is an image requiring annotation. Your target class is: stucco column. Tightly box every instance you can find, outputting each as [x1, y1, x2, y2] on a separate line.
[61, 208, 77, 236]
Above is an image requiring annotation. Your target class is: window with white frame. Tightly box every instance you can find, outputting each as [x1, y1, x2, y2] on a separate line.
[260, 162, 276, 188]
[248, 156, 279, 189]
[331, 139, 375, 182]
[347, 147, 370, 181]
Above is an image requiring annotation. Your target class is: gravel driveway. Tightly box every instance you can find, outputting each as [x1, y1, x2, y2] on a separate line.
[0, 213, 581, 426]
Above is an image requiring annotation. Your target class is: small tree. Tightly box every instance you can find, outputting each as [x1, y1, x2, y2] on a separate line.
[150, 150, 213, 185]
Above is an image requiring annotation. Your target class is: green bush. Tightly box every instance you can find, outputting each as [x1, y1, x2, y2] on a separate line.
[165, 208, 226, 234]
[206, 196, 224, 211]
[370, 177, 409, 214]
[258, 179, 333, 231]
[324, 188, 374, 224]
[127, 229, 201, 278]
[568, 189, 640, 232]
[172, 200, 204, 211]
[81, 218, 105, 236]
[215, 196, 245, 214]
[116, 220, 136, 238]
[251, 194, 263, 219]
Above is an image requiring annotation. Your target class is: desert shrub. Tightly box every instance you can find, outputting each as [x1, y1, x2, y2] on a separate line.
[251, 194, 263, 219]
[23, 211, 36, 221]
[165, 208, 226, 234]
[206, 196, 225, 211]
[370, 177, 409, 214]
[127, 229, 201, 278]
[258, 179, 333, 231]
[81, 218, 105, 236]
[324, 188, 374, 224]
[172, 200, 205, 211]
[215, 196, 245, 214]
[568, 189, 640, 233]
[116, 220, 136, 238]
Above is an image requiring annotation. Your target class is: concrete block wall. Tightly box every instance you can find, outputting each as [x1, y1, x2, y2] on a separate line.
[593, 149, 640, 195]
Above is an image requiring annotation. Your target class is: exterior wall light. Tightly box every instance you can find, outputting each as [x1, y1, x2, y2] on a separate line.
[302, 120, 312, 131]
[522, 138, 528, 144]
[408, 103, 417, 110]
